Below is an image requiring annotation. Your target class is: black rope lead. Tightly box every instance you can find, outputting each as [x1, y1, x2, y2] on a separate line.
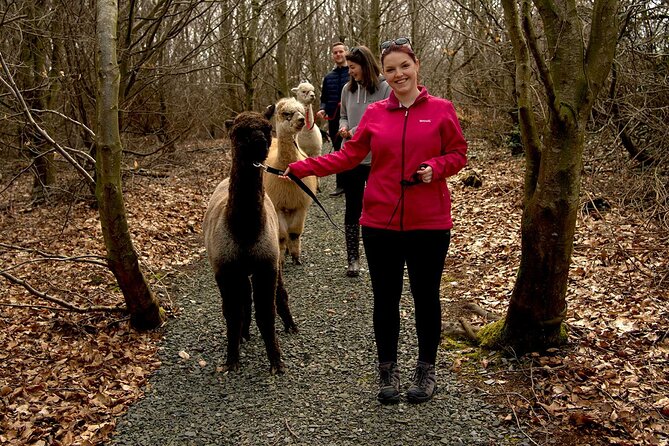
[254, 162, 343, 233]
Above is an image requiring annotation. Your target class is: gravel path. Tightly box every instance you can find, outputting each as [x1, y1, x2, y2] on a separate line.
[108, 175, 526, 446]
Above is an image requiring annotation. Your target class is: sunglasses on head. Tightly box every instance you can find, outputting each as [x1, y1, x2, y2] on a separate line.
[380, 37, 411, 52]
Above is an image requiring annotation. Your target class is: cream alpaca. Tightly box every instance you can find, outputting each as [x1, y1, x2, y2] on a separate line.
[291, 82, 322, 158]
[264, 97, 318, 265]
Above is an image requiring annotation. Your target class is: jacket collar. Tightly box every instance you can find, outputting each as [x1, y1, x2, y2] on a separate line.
[386, 85, 429, 110]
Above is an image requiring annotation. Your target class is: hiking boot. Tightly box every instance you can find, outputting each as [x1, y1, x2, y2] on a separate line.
[377, 361, 400, 404]
[406, 361, 437, 404]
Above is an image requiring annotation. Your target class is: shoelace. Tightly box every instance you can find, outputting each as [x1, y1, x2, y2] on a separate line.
[412, 366, 430, 388]
[379, 366, 398, 386]
[379, 368, 392, 386]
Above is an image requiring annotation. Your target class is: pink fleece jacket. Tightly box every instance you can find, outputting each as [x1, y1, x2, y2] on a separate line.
[289, 86, 467, 231]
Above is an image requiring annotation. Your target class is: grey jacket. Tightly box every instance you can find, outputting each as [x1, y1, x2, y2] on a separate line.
[339, 78, 391, 165]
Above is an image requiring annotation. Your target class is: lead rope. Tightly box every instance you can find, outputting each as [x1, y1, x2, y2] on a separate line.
[254, 162, 343, 233]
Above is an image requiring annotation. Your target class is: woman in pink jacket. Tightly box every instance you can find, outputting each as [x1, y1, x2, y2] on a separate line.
[284, 38, 467, 405]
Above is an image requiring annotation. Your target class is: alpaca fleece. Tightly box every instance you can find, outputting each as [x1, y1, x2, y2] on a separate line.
[264, 97, 318, 265]
[292, 82, 323, 158]
[203, 111, 297, 375]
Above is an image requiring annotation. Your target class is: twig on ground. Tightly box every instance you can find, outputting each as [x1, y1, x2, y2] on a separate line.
[0, 271, 125, 313]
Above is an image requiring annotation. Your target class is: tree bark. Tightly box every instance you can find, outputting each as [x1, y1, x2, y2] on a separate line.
[497, 0, 619, 353]
[242, 0, 261, 109]
[95, 0, 165, 330]
[275, 0, 289, 98]
[17, 0, 56, 203]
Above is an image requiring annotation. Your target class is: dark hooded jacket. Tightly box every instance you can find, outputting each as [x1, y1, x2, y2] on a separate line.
[319, 65, 350, 118]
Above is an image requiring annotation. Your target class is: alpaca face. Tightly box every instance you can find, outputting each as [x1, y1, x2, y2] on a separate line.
[229, 112, 273, 163]
[274, 97, 306, 136]
[291, 82, 316, 106]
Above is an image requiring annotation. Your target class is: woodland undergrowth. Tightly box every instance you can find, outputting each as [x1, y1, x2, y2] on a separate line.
[0, 132, 667, 445]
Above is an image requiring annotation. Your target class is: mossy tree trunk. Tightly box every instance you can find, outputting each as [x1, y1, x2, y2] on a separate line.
[96, 0, 165, 330]
[494, 0, 619, 353]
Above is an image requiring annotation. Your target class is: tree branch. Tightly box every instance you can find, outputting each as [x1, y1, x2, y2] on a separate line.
[585, 0, 620, 107]
[0, 271, 125, 313]
[522, 1, 555, 106]
[0, 52, 96, 185]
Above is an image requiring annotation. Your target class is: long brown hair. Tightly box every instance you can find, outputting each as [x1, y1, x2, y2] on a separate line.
[345, 45, 382, 95]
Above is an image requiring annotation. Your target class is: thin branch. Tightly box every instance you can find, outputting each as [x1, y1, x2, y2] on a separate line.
[1, 255, 109, 274]
[0, 271, 126, 313]
[0, 242, 107, 264]
[506, 393, 541, 446]
[522, 1, 555, 106]
[0, 52, 95, 185]
[31, 108, 96, 138]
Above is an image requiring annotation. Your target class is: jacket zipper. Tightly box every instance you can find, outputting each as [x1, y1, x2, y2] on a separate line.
[399, 108, 409, 231]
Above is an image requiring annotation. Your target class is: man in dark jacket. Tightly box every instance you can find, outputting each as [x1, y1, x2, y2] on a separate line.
[316, 42, 350, 196]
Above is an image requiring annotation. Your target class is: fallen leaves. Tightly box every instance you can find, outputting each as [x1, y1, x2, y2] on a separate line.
[446, 139, 669, 445]
[1, 142, 228, 445]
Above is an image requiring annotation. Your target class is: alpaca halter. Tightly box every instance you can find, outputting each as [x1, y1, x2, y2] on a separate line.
[253, 161, 342, 233]
[304, 108, 316, 131]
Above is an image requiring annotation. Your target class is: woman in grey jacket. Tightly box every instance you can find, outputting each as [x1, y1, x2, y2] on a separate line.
[338, 45, 391, 277]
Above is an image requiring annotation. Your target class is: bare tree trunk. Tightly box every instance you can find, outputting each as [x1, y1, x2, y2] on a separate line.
[275, 0, 289, 98]
[242, 0, 261, 109]
[335, 0, 346, 42]
[367, 0, 381, 52]
[494, 0, 619, 352]
[96, 0, 165, 330]
[18, 0, 56, 203]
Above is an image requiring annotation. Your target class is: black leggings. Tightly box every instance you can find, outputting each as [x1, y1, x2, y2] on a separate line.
[362, 227, 451, 365]
[341, 164, 370, 225]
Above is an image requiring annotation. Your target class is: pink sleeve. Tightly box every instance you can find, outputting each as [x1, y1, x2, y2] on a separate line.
[428, 102, 467, 180]
[289, 113, 373, 178]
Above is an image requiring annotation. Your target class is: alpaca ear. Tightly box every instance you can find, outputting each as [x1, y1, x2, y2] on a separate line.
[264, 104, 276, 120]
[290, 87, 298, 94]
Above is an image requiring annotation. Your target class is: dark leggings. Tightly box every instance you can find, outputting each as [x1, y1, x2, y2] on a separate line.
[341, 164, 370, 225]
[362, 227, 451, 365]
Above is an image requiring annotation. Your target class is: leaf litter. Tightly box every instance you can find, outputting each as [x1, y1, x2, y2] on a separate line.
[1, 137, 667, 445]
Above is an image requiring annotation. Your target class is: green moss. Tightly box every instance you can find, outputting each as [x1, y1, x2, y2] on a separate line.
[558, 322, 569, 343]
[477, 318, 506, 349]
[440, 336, 473, 351]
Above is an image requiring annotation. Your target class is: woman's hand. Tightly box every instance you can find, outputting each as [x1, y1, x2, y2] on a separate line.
[280, 166, 292, 179]
[338, 126, 351, 139]
[417, 165, 433, 183]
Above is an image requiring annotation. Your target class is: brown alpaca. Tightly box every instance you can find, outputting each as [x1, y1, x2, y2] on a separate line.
[264, 97, 318, 265]
[203, 111, 297, 375]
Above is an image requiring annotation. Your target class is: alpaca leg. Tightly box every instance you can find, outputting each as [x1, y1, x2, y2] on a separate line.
[275, 265, 298, 334]
[251, 262, 284, 375]
[216, 268, 250, 372]
[286, 209, 306, 265]
[277, 214, 289, 263]
[287, 232, 302, 265]
[241, 290, 252, 342]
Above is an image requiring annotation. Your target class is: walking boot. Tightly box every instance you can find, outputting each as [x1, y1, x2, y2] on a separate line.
[377, 362, 400, 404]
[406, 361, 437, 404]
[345, 224, 360, 277]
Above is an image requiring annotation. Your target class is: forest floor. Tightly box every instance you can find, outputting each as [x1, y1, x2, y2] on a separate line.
[0, 135, 667, 445]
